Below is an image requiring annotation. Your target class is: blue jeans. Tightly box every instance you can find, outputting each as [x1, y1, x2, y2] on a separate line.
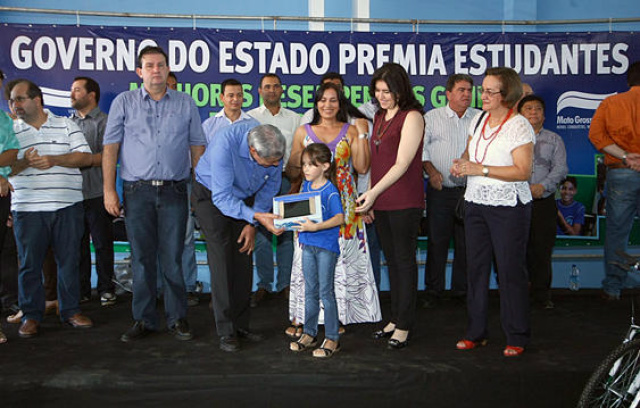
[603, 168, 640, 297]
[124, 180, 188, 329]
[157, 179, 197, 293]
[13, 202, 84, 321]
[254, 176, 293, 292]
[302, 244, 339, 341]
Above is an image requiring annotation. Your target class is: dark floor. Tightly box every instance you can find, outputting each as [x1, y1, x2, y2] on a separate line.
[0, 289, 632, 408]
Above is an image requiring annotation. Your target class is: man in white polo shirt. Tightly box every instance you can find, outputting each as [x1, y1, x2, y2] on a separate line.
[248, 73, 300, 306]
[7, 79, 94, 338]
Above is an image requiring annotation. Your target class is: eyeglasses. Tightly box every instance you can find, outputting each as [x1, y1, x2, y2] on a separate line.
[8, 96, 32, 105]
[478, 87, 502, 97]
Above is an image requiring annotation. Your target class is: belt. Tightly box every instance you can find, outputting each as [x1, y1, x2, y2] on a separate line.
[607, 162, 628, 170]
[442, 186, 465, 190]
[136, 179, 185, 186]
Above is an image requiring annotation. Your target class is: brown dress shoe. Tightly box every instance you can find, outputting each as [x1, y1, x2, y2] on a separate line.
[18, 319, 39, 338]
[67, 313, 93, 329]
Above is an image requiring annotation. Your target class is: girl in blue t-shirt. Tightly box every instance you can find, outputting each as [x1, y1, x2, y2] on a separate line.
[289, 143, 344, 358]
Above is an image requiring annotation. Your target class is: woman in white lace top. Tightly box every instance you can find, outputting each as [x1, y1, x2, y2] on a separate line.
[449, 67, 535, 358]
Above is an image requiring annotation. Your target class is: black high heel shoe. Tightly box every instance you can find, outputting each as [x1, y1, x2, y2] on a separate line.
[387, 337, 409, 349]
[387, 331, 410, 349]
[372, 329, 394, 340]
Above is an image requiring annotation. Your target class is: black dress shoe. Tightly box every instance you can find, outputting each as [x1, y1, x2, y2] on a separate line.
[237, 328, 264, 342]
[121, 321, 155, 342]
[220, 335, 240, 352]
[372, 329, 394, 340]
[168, 318, 193, 341]
[388, 338, 409, 349]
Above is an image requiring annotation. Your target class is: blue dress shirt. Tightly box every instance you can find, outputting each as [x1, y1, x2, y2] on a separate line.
[103, 87, 206, 181]
[195, 119, 282, 224]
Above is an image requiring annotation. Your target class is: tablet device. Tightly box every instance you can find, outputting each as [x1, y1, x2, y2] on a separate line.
[273, 192, 323, 231]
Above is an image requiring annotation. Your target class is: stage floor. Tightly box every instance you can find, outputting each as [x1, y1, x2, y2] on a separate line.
[0, 290, 630, 407]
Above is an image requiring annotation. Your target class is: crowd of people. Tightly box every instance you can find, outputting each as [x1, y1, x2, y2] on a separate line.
[0, 45, 638, 359]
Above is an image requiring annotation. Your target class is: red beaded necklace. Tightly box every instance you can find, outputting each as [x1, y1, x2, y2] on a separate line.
[473, 108, 513, 164]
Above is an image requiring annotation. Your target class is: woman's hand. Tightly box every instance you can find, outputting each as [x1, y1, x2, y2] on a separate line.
[451, 158, 481, 177]
[356, 190, 379, 213]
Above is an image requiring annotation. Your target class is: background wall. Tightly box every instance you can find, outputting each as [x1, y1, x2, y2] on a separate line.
[1, 0, 639, 31]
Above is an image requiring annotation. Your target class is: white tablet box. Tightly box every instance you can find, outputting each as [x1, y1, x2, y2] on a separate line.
[273, 191, 323, 231]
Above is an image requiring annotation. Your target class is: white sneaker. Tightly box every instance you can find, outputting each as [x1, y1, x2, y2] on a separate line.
[100, 292, 117, 306]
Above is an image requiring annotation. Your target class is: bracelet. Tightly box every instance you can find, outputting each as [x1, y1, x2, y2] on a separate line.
[358, 133, 368, 140]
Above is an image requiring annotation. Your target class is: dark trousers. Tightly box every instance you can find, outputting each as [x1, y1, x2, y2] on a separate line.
[0, 226, 18, 311]
[464, 201, 531, 348]
[526, 195, 557, 302]
[43, 248, 57, 302]
[425, 186, 467, 296]
[123, 180, 188, 329]
[0, 194, 9, 252]
[13, 203, 85, 321]
[375, 208, 422, 331]
[80, 196, 115, 298]
[193, 181, 252, 337]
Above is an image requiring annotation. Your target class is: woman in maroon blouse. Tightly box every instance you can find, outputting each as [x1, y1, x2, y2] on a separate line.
[356, 63, 425, 349]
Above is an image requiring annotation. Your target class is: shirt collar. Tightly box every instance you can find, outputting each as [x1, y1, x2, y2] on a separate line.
[140, 86, 170, 101]
[445, 103, 474, 119]
[215, 109, 251, 123]
[257, 104, 282, 117]
[72, 106, 101, 120]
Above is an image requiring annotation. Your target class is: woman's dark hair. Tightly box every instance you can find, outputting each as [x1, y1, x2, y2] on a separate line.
[301, 143, 337, 187]
[310, 82, 350, 125]
[485, 67, 522, 109]
[369, 63, 424, 113]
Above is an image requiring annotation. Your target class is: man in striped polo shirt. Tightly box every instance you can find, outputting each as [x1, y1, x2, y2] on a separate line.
[7, 79, 94, 338]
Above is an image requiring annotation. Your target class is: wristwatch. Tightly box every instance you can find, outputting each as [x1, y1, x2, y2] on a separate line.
[622, 152, 628, 166]
[482, 166, 489, 177]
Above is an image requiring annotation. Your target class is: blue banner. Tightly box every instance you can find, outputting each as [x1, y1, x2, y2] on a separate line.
[1, 24, 639, 175]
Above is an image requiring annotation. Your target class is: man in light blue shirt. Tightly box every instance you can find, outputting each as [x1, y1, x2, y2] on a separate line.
[103, 46, 206, 343]
[193, 120, 285, 352]
[201, 78, 254, 145]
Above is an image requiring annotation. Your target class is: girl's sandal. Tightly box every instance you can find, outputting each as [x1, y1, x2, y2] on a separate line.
[290, 334, 317, 352]
[456, 339, 488, 350]
[503, 345, 524, 357]
[284, 324, 303, 340]
[312, 340, 340, 358]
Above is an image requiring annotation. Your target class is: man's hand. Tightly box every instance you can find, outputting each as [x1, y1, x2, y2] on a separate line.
[254, 212, 285, 235]
[0, 176, 13, 197]
[428, 170, 444, 190]
[104, 189, 122, 217]
[530, 183, 545, 199]
[626, 153, 640, 172]
[27, 149, 57, 170]
[237, 224, 256, 254]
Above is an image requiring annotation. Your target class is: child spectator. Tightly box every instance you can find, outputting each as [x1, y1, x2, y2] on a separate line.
[557, 176, 586, 235]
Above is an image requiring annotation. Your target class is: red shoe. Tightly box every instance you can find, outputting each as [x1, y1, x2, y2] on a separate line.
[503, 345, 524, 357]
[456, 339, 488, 350]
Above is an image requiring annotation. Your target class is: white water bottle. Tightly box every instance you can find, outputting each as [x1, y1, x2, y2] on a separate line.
[569, 264, 580, 291]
